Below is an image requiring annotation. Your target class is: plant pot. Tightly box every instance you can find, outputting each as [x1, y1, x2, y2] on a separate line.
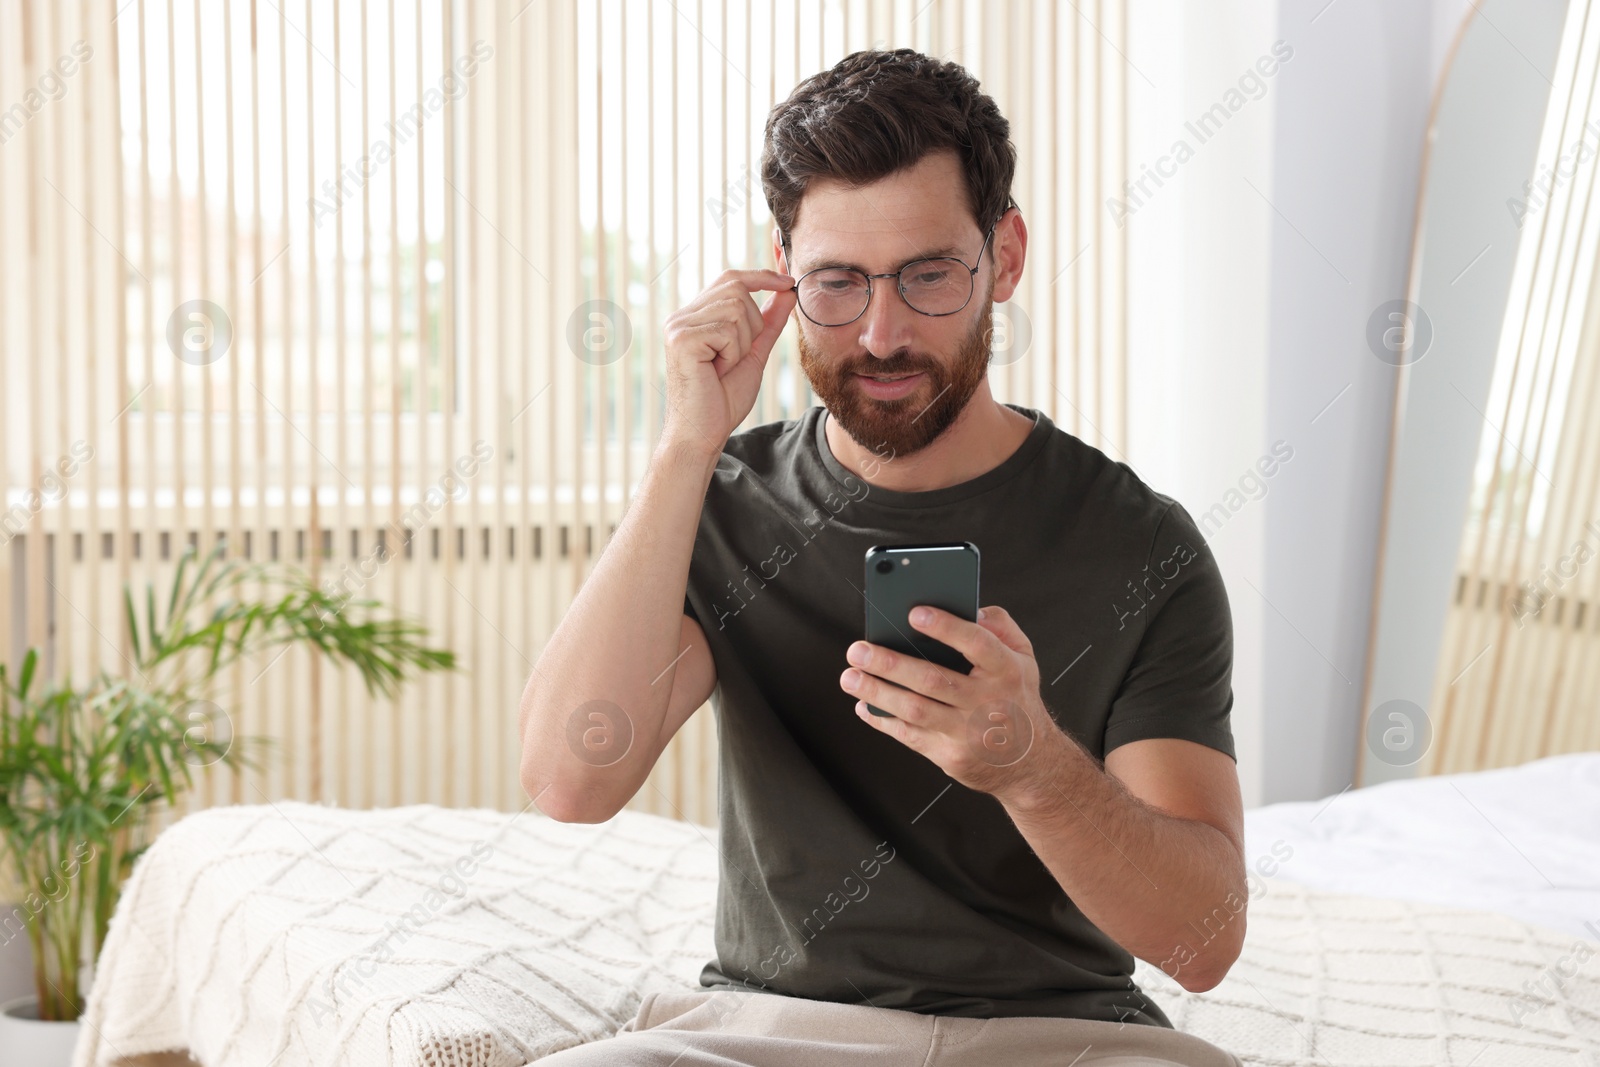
[0, 995, 83, 1067]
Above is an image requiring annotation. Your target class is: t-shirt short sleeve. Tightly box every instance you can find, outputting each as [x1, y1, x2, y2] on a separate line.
[1102, 500, 1236, 761]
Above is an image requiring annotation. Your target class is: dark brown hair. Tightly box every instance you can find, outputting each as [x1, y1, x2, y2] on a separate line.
[761, 48, 1018, 252]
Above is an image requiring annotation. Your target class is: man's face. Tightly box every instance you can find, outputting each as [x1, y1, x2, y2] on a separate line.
[779, 150, 1007, 460]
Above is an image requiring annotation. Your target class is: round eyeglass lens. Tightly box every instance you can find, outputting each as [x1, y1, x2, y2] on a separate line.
[900, 259, 970, 314]
[795, 259, 974, 325]
[796, 269, 870, 326]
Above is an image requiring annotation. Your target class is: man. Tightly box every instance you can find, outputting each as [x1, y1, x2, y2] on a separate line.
[522, 47, 1247, 1067]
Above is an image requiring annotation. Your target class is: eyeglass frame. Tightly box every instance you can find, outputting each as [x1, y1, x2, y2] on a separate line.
[778, 211, 1006, 328]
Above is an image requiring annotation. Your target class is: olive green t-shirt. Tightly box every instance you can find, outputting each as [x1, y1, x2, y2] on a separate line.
[681, 403, 1235, 1027]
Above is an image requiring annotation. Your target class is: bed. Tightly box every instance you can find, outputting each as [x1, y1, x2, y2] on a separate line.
[69, 753, 1600, 1067]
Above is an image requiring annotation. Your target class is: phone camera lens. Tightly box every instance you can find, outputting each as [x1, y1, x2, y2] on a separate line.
[875, 559, 893, 574]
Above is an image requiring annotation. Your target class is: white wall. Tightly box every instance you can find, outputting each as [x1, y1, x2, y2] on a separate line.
[1127, 0, 1278, 808]
[1259, 0, 1471, 803]
[1127, 0, 1471, 805]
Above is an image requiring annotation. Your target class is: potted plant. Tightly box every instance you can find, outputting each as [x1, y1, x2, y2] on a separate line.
[0, 543, 456, 1062]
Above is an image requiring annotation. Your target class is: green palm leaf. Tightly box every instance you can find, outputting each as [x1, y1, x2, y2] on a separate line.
[0, 542, 454, 1020]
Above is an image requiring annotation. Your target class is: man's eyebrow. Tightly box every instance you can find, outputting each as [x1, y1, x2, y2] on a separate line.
[796, 244, 968, 275]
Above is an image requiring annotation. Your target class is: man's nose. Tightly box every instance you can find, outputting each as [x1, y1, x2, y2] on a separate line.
[855, 278, 917, 353]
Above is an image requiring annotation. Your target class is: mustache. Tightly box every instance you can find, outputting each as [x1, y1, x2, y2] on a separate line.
[844, 362, 928, 377]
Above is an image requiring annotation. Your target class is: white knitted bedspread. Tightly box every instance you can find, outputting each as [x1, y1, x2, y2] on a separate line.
[70, 800, 1600, 1067]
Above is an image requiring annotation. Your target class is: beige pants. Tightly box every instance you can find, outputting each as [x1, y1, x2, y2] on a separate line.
[532, 989, 1245, 1066]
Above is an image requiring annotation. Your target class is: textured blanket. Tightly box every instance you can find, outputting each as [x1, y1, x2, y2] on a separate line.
[70, 801, 1600, 1066]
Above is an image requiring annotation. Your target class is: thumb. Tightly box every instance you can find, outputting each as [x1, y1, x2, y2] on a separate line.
[750, 287, 798, 362]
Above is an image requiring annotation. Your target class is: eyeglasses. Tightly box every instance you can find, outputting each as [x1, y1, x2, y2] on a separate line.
[782, 221, 999, 328]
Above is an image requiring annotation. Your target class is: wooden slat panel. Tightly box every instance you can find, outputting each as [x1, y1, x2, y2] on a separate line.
[1429, 0, 1600, 774]
[3, 0, 1128, 832]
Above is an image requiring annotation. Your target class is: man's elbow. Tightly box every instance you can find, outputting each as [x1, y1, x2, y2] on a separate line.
[518, 761, 619, 824]
[1172, 925, 1245, 993]
[1175, 962, 1229, 994]
[517, 695, 586, 822]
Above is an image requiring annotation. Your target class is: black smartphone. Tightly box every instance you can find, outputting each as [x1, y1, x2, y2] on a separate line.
[862, 542, 981, 717]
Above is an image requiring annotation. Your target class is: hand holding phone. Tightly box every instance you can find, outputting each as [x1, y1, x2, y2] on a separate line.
[861, 542, 980, 717]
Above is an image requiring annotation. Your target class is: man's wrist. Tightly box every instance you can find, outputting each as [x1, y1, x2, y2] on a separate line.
[991, 714, 1088, 816]
[655, 434, 724, 472]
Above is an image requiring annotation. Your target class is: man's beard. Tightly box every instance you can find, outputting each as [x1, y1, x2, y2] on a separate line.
[798, 298, 994, 462]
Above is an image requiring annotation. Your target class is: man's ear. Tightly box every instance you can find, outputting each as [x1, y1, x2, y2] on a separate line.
[771, 226, 787, 273]
[988, 208, 1027, 305]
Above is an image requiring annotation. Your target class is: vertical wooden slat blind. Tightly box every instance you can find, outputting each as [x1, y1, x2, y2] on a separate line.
[1427, 0, 1600, 774]
[0, 0, 1128, 831]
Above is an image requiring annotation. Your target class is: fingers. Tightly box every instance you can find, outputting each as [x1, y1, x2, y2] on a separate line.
[701, 272, 794, 368]
[710, 298, 755, 367]
[717, 272, 788, 350]
[687, 295, 753, 356]
[739, 291, 766, 352]
[720, 267, 796, 293]
[905, 605, 1010, 673]
[751, 287, 798, 361]
[842, 668, 933, 726]
[664, 269, 795, 374]
[975, 605, 1034, 657]
[843, 639, 969, 710]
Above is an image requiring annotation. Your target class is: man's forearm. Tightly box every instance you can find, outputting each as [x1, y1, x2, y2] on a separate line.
[517, 437, 718, 820]
[993, 726, 1247, 991]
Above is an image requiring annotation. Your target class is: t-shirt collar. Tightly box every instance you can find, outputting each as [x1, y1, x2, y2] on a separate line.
[810, 402, 1051, 510]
